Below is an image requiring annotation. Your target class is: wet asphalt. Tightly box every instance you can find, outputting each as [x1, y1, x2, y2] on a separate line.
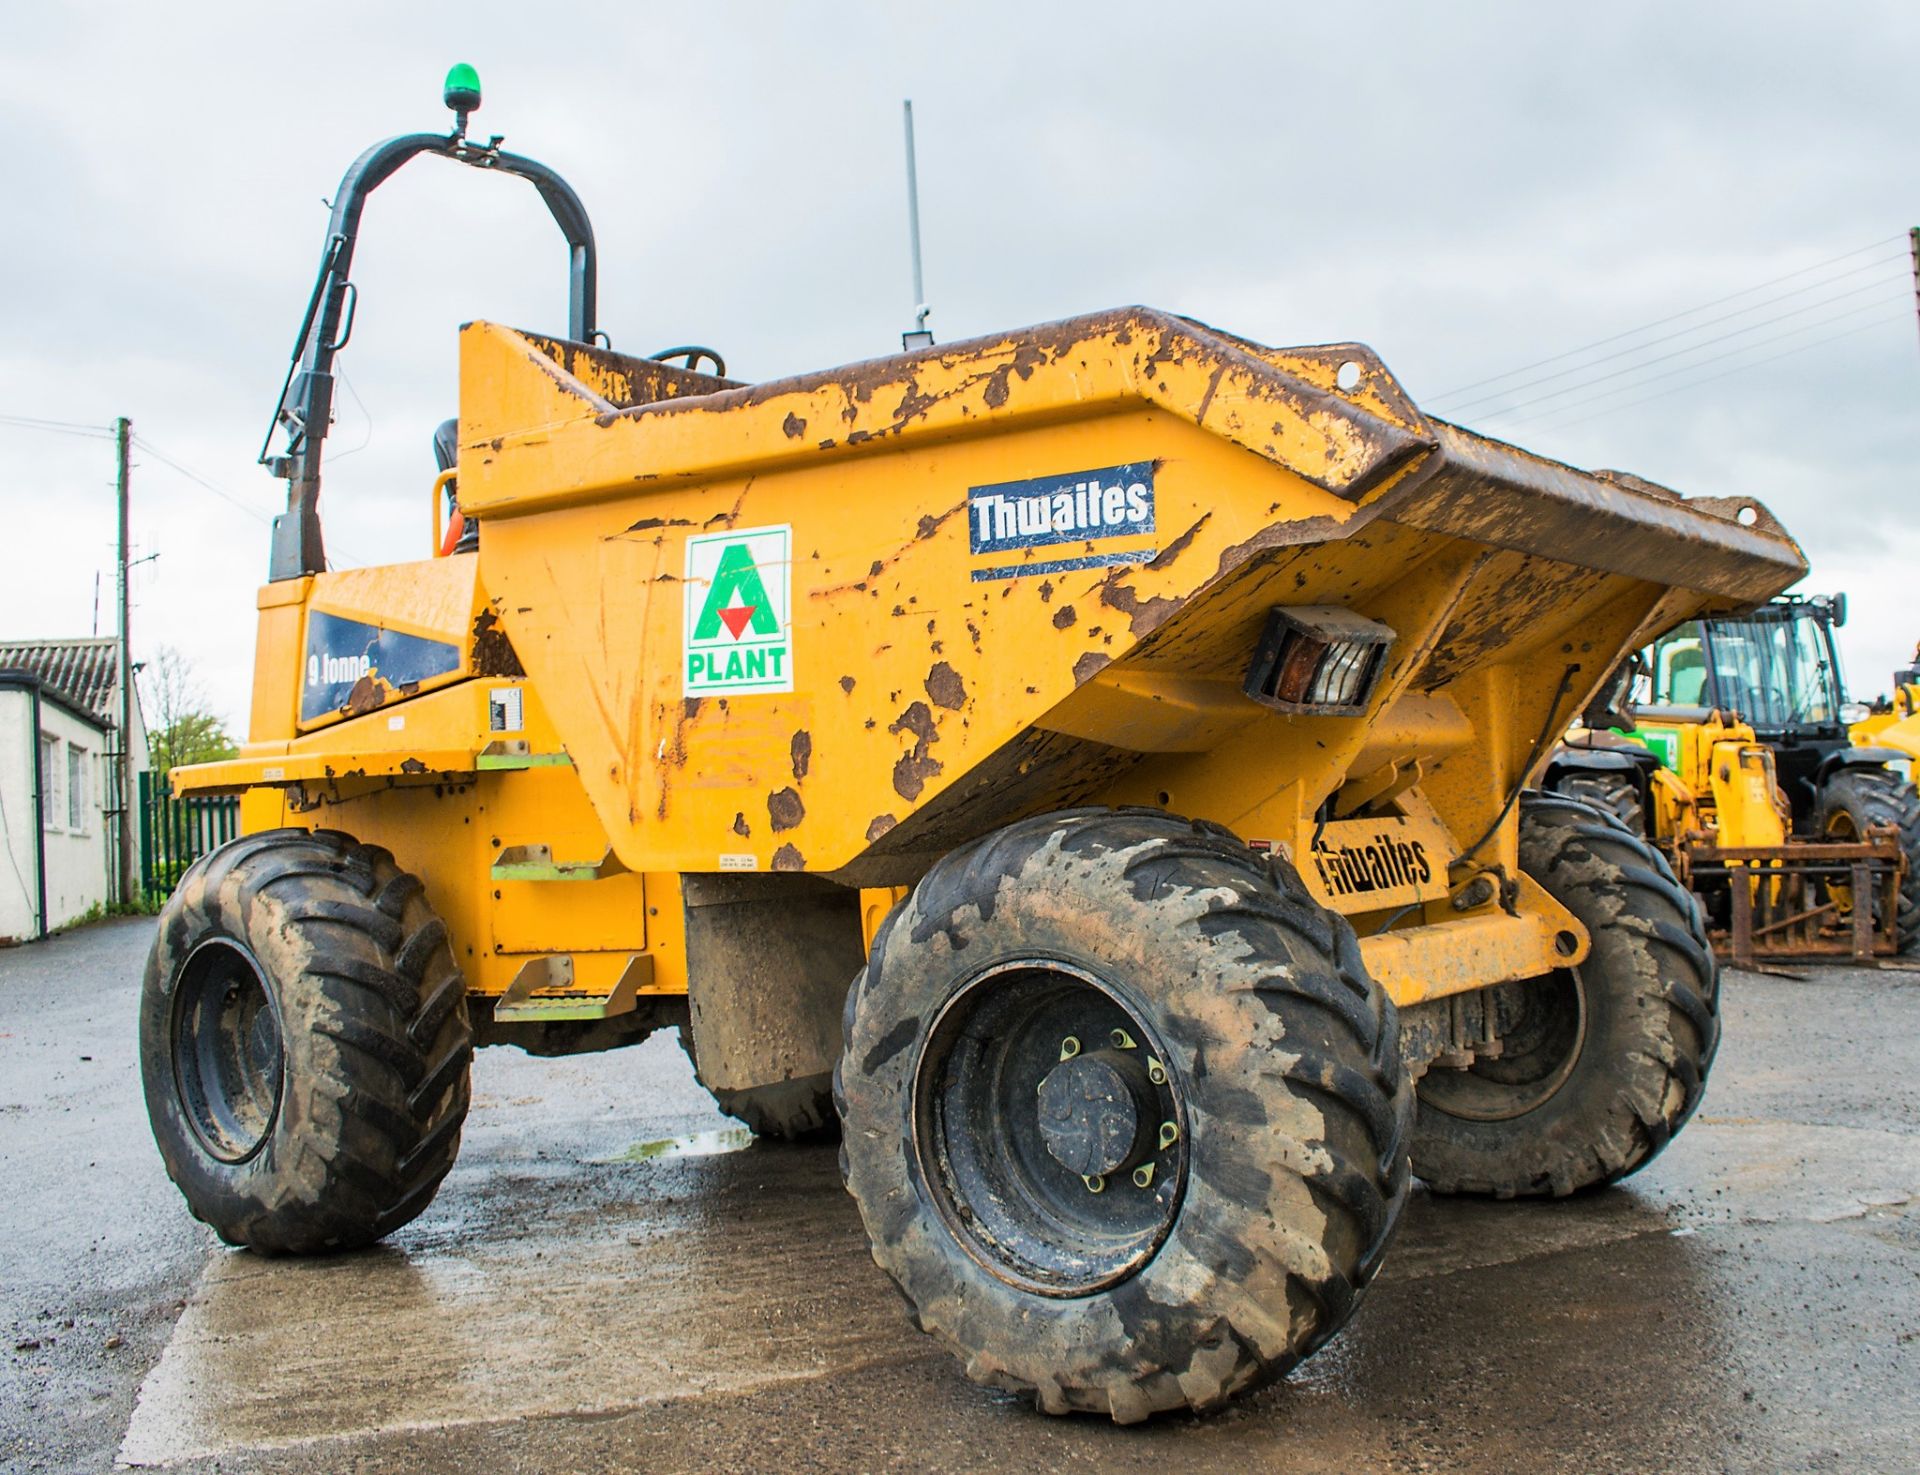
[1, 917, 1915, 1474]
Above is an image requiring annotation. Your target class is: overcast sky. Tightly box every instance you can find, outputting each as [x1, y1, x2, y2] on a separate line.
[3, 3, 1917, 731]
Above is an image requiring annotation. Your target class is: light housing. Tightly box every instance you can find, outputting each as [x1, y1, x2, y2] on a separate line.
[1244, 606, 1395, 717]
[1839, 701, 1871, 726]
[444, 63, 482, 116]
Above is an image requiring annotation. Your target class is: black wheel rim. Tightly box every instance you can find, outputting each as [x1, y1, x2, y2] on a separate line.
[911, 958, 1187, 1297]
[171, 939, 283, 1163]
[1418, 968, 1587, 1123]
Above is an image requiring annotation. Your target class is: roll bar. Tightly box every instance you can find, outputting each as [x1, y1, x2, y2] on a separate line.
[261, 69, 598, 580]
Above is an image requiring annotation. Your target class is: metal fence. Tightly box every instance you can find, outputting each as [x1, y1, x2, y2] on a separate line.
[139, 770, 239, 898]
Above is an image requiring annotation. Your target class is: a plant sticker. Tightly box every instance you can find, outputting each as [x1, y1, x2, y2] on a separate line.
[684, 524, 793, 694]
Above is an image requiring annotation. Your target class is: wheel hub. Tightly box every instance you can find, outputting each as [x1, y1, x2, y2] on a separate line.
[1035, 1050, 1152, 1179]
[912, 959, 1189, 1296]
[171, 939, 283, 1164]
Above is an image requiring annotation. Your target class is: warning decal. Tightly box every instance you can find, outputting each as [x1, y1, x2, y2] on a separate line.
[684, 524, 793, 695]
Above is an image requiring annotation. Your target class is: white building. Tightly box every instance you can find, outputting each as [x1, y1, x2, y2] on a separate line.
[0, 639, 148, 942]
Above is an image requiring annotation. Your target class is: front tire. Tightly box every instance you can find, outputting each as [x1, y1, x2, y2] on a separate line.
[1411, 792, 1717, 1198]
[139, 828, 473, 1253]
[836, 809, 1411, 1421]
[1818, 767, 1920, 952]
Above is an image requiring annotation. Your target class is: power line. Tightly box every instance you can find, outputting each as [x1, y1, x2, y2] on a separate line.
[1482, 292, 1908, 430]
[1532, 315, 1896, 434]
[129, 435, 276, 526]
[0, 413, 114, 441]
[1426, 233, 1904, 402]
[1437, 251, 1907, 415]
[1459, 274, 1908, 422]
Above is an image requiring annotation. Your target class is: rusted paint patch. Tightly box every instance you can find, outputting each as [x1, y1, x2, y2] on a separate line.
[471, 607, 526, 677]
[1194, 362, 1227, 425]
[732, 812, 751, 838]
[791, 729, 813, 781]
[889, 700, 944, 801]
[1073, 651, 1112, 684]
[782, 411, 807, 439]
[768, 786, 805, 832]
[624, 514, 695, 533]
[1146, 511, 1212, 571]
[925, 662, 966, 711]
[1096, 575, 1183, 639]
[839, 674, 856, 694]
[772, 843, 805, 871]
[399, 757, 428, 775]
[343, 676, 387, 715]
[1038, 580, 1054, 604]
[866, 814, 898, 843]
[1052, 604, 1077, 630]
[811, 499, 964, 600]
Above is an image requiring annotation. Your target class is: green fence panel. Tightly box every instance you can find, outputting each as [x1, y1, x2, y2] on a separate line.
[139, 770, 240, 898]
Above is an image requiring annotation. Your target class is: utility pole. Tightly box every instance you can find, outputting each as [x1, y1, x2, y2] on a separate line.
[115, 417, 136, 904]
[1910, 228, 1920, 350]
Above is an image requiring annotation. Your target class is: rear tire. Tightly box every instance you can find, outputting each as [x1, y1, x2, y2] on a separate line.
[1552, 770, 1646, 837]
[139, 828, 473, 1253]
[677, 1025, 838, 1141]
[836, 808, 1411, 1421]
[1818, 767, 1920, 952]
[1411, 792, 1717, 1197]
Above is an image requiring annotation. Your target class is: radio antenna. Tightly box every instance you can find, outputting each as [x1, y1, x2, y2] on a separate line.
[902, 100, 933, 351]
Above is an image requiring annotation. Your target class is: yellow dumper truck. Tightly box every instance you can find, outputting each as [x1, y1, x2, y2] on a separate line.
[140, 74, 1808, 1421]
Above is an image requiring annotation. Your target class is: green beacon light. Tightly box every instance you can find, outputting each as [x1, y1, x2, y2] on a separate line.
[443, 63, 482, 119]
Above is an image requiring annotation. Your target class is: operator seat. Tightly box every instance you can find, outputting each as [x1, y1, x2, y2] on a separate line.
[434, 418, 479, 554]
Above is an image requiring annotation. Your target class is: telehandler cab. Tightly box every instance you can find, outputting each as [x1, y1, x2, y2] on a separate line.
[142, 72, 1808, 1420]
[1548, 594, 1920, 962]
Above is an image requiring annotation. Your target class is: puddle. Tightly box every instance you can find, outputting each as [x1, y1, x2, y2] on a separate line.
[591, 1127, 756, 1163]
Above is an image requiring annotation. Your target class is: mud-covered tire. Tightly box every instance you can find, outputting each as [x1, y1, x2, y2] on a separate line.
[1818, 767, 1920, 952]
[676, 1026, 838, 1141]
[835, 808, 1411, 1422]
[139, 828, 473, 1253]
[1411, 792, 1717, 1198]
[1552, 770, 1646, 838]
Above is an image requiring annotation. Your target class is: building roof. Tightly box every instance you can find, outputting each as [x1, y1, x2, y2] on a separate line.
[0, 638, 123, 726]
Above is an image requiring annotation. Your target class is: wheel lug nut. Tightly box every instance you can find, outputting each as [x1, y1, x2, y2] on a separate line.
[1109, 1028, 1136, 1050]
[1083, 1173, 1105, 1194]
[1158, 1121, 1179, 1150]
[1146, 1057, 1167, 1085]
[1132, 1164, 1155, 1189]
[1059, 1036, 1080, 1061]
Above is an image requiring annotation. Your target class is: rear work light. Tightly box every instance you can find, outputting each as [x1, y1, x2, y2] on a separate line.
[1243, 606, 1396, 717]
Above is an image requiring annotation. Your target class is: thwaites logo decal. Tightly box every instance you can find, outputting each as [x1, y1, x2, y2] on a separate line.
[967, 461, 1156, 582]
[684, 524, 793, 695]
[301, 611, 461, 722]
[1307, 818, 1446, 911]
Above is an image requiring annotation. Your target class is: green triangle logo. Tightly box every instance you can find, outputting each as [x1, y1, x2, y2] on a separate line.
[694, 543, 781, 641]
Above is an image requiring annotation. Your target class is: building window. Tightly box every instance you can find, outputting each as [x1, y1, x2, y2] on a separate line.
[38, 735, 59, 830]
[67, 745, 88, 832]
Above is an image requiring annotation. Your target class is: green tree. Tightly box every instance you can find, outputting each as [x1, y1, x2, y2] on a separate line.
[142, 646, 240, 775]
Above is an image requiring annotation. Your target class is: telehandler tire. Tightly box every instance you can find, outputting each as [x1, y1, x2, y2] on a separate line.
[836, 808, 1411, 1422]
[1411, 792, 1717, 1198]
[1551, 770, 1646, 837]
[140, 828, 473, 1254]
[1818, 767, 1920, 952]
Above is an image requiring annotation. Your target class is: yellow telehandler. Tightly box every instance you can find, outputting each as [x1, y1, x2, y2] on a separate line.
[1851, 640, 1920, 763]
[139, 72, 1806, 1421]
[1547, 596, 1919, 962]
